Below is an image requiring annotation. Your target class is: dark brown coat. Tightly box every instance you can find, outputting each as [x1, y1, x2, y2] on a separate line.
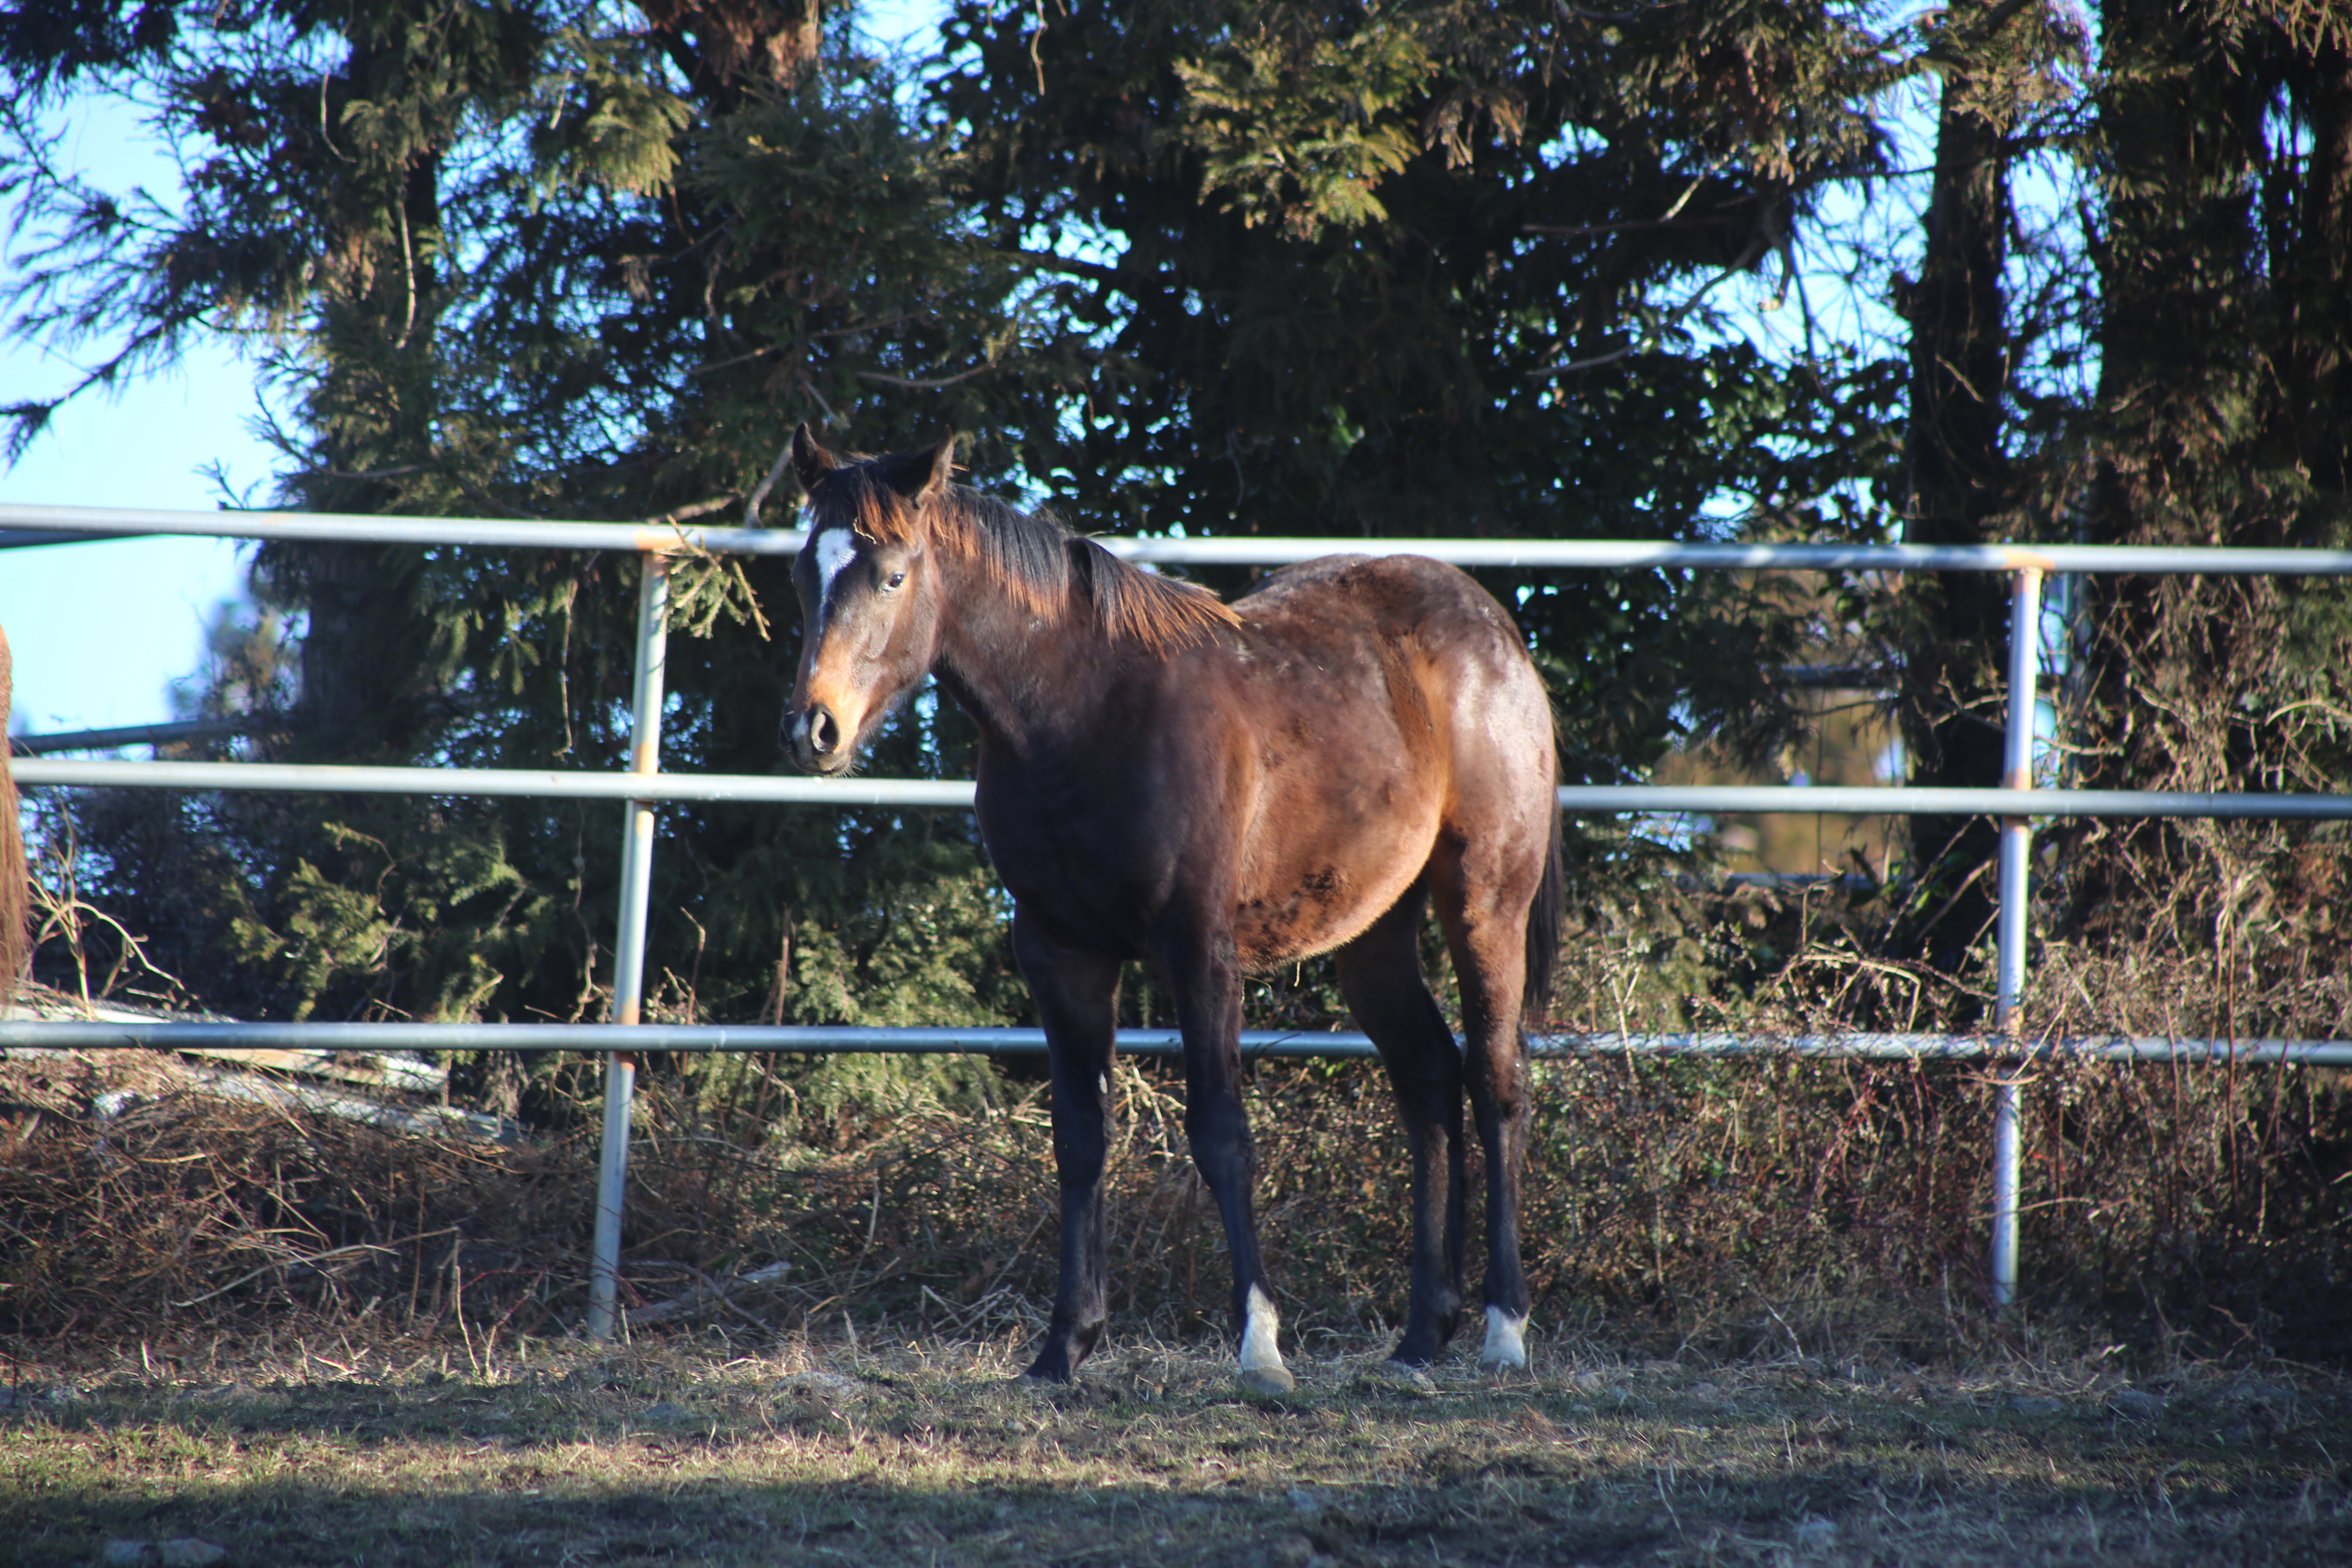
[783, 429, 1563, 1388]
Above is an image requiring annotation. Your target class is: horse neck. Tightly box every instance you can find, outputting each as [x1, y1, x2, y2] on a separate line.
[929, 553, 1124, 759]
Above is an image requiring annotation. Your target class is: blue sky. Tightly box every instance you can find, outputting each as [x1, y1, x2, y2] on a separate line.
[1, 2, 947, 743]
[0, 89, 272, 738]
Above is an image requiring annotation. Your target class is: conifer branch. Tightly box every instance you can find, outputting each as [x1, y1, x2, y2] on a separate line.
[999, 248, 1121, 284]
[853, 363, 998, 390]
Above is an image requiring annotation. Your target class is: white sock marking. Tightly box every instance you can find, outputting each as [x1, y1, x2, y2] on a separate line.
[1481, 1305, 1529, 1370]
[1239, 1284, 1284, 1374]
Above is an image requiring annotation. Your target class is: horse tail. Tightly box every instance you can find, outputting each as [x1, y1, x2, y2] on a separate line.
[0, 625, 26, 1006]
[1521, 800, 1563, 1028]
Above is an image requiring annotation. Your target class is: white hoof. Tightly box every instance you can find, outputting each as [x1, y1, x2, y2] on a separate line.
[1480, 1305, 1530, 1370]
[1238, 1365, 1296, 1396]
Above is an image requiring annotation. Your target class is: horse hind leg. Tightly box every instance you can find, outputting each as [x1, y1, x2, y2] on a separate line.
[1430, 835, 1544, 1372]
[1336, 889, 1468, 1369]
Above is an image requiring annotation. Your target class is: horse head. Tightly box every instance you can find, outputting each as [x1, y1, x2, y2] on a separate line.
[782, 425, 957, 776]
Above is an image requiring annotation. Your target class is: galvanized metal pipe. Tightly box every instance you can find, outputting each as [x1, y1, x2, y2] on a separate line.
[8, 1019, 2352, 1063]
[611, 555, 671, 1028]
[16, 501, 2352, 575]
[0, 503, 805, 557]
[1551, 785, 2352, 819]
[1989, 568, 2044, 1312]
[1995, 569, 2044, 1026]
[587, 556, 670, 1341]
[9, 757, 976, 805]
[10, 715, 286, 756]
[19, 759, 2352, 822]
[586, 1050, 636, 1339]
[1106, 539, 2352, 577]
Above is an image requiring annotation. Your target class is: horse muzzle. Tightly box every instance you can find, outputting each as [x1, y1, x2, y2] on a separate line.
[786, 701, 854, 775]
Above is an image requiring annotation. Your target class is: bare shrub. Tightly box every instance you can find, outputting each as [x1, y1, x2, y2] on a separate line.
[9, 1005, 2348, 1372]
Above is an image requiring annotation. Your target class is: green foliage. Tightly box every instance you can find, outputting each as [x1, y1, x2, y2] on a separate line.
[2042, 3, 2352, 976]
[1169, 11, 1437, 237]
[3, 3, 1054, 1027]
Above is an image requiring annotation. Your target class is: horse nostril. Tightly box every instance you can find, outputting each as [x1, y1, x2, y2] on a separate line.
[807, 704, 840, 755]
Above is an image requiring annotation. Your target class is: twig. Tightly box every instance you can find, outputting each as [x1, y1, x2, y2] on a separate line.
[172, 1226, 461, 1308]
[998, 247, 1121, 284]
[633, 1260, 793, 1325]
[851, 363, 998, 390]
[635, 494, 739, 530]
[744, 437, 797, 527]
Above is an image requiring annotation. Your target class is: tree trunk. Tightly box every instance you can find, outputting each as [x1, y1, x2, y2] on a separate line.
[1897, 0, 2020, 976]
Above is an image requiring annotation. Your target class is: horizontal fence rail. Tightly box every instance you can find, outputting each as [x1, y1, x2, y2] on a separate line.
[12, 499, 2352, 1333]
[7, 1020, 2350, 1067]
[13, 501, 2352, 575]
[15, 759, 2352, 822]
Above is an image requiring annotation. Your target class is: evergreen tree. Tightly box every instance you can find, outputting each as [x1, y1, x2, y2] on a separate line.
[2060, 2, 2352, 1001]
[2, 1, 1051, 1026]
[38, 1, 2334, 1042]
[933, 0, 1912, 815]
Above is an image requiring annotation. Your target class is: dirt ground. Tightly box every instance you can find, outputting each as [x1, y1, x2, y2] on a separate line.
[3, 1330, 2345, 1568]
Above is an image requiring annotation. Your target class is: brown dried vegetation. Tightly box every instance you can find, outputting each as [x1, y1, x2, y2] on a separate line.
[4, 937, 2347, 1371]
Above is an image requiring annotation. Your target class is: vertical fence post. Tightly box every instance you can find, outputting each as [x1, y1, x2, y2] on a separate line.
[588, 551, 671, 1341]
[1990, 564, 2044, 1312]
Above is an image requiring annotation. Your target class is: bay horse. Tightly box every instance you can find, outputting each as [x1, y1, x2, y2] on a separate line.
[782, 428, 1562, 1390]
[1, 623, 27, 1004]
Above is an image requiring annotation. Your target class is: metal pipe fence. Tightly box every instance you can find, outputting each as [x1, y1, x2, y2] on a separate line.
[7, 499, 2352, 1332]
[13, 501, 2352, 575]
[7, 1018, 2351, 1067]
[20, 762, 2352, 822]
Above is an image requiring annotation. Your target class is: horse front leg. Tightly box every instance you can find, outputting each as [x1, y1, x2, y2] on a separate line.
[1161, 920, 1292, 1394]
[1013, 913, 1123, 1382]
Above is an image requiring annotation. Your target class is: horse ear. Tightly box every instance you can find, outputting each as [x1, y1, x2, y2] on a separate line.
[920, 429, 958, 500]
[874, 430, 959, 503]
[791, 423, 837, 492]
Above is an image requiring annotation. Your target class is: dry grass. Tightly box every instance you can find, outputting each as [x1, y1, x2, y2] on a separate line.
[4, 1030, 2348, 1367]
[3, 1333, 2345, 1567]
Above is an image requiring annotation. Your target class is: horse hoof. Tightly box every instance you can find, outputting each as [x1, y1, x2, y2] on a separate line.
[1238, 1365, 1296, 1396]
[1478, 1306, 1530, 1372]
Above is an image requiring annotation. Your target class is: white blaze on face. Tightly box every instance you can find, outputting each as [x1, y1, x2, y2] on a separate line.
[811, 525, 860, 632]
[1239, 1284, 1284, 1376]
[1481, 1305, 1530, 1371]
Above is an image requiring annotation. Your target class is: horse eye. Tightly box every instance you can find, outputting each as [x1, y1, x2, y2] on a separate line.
[885, 570, 906, 590]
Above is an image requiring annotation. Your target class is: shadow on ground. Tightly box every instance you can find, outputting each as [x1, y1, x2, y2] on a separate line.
[4, 1340, 2345, 1566]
